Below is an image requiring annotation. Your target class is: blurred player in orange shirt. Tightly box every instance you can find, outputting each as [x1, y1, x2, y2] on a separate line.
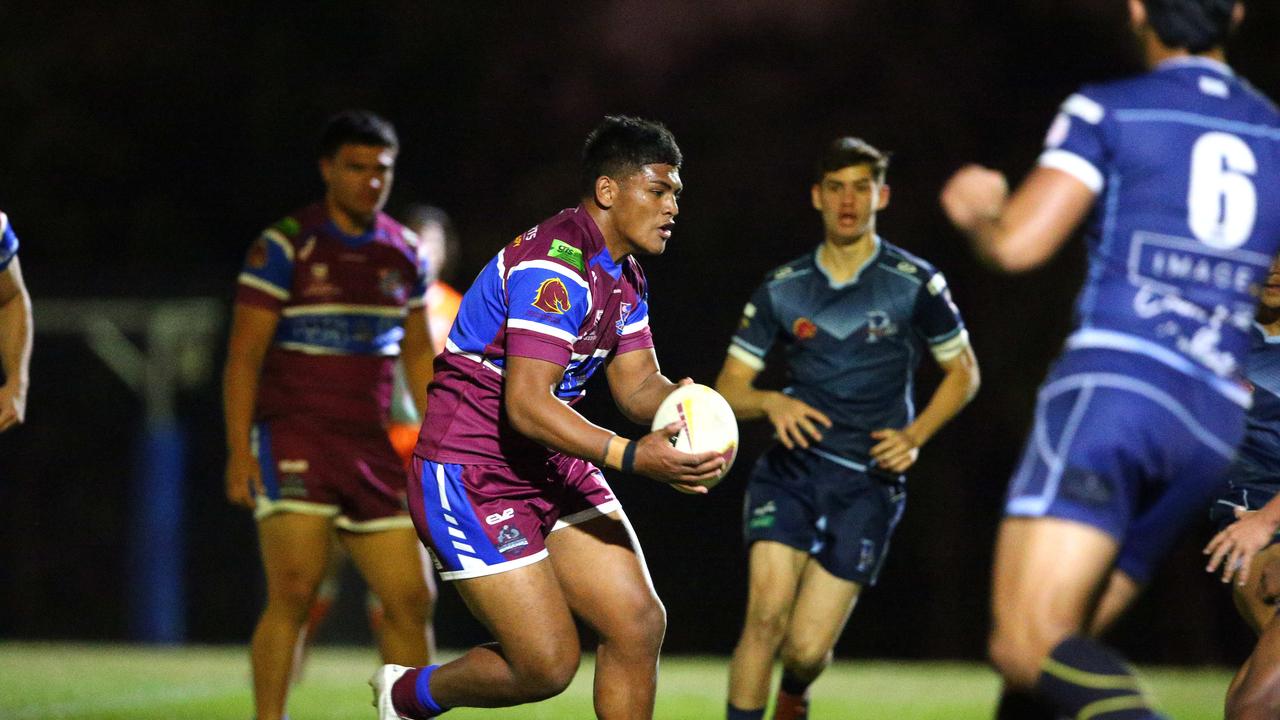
[387, 206, 463, 464]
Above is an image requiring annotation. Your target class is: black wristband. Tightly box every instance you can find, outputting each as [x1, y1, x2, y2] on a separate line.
[621, 439, 638, 474]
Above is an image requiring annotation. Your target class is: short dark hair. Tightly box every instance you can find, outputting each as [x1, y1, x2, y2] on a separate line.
[1142, 0, 1237, 53]
[581, 116, 682, 196]
[318, 110, 399, 159]
[815, 137, 890, 184]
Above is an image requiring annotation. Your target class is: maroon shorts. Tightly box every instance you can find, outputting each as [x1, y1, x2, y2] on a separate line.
[252, 416, 412, 532]
[408, 453, 621, 580]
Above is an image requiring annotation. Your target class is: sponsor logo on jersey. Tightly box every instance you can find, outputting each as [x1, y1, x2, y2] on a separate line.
[896, 261, 918, 275]
[280, 474, 308, 498]
[247, 237, 269, 269]
[792, 317, 818, 340]
[532, 277, 571, 314]
[548, 239, 585, 272]
[379, 268, 407, 302]
[616, 302, 631, 335]
[278, 459, 309, 473]
[302, 262, 341, 299]
[866, 310, 898, 342]
[485, 508, 515, 526]
[496, 524, 529, 554]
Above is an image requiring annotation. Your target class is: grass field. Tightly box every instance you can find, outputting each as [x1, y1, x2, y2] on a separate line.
[0, 643, 1233, 719]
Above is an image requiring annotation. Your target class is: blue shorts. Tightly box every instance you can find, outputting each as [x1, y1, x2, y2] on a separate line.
[1006, 349, 1244, 584]
[1211, 461, 1280, 539]
[744, 446, 905, 586]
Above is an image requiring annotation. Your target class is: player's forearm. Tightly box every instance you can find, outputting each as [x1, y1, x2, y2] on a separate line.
[507, 392, 622, 466]
[617, 370, 677, 424]
[1256, 493, 1280, 529]
[714, 377, 777, 422]
[0, 285, 32, 394]
[222, 357, 261, 454]
[905, 359, 979, 447]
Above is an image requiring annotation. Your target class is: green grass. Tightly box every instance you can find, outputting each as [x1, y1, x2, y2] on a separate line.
[0, 643, 1234, 719]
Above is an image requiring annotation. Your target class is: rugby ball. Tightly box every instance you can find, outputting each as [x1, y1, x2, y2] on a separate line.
[651, 383, 739, 491]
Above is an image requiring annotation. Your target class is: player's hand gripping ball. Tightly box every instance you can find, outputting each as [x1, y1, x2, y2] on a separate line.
[651, 383, 739, 492]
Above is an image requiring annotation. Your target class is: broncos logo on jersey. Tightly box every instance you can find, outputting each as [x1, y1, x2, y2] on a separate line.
[532, 277, 572, 314]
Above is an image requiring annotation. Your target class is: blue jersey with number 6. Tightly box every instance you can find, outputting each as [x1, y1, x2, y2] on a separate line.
[1042, 57, 1280, 403]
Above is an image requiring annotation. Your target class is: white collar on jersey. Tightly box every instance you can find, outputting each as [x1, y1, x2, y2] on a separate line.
[814, 235, 882, 290]
[1156, 55, 1234, 77]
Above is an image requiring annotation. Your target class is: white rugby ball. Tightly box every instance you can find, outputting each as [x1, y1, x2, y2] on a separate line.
[651, 383, 739, 491]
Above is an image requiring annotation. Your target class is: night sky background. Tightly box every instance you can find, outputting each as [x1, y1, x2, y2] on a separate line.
[2, 1, 1278, 665]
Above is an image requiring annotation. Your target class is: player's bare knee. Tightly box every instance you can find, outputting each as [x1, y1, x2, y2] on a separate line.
[779, 639, 831, 680]
[510, 642, 581, 701]
[743, 603, 790, 646]
[266, 571, 324, 616]
[987, 630, 1039, 688]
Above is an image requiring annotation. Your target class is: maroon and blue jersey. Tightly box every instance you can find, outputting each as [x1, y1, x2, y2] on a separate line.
[729, 239, 968, 470]
[236, 203, 428, 425]
[1040, 57, 1280, 405]
[0, 212, 18, 271]
[418, 205, 654, 465]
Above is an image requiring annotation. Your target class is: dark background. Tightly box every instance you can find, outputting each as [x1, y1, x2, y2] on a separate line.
[1, 1, 1275, 664]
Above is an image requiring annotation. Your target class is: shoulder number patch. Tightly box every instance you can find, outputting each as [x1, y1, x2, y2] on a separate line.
[532, 277, 572, 314]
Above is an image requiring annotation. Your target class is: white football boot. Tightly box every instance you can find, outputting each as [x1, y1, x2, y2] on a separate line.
[370, 664, 412, 720]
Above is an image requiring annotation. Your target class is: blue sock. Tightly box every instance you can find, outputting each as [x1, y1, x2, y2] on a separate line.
[1036, 636, 1165, 719]
[727, 703, 765, 720]
[415, 665, 445, 716]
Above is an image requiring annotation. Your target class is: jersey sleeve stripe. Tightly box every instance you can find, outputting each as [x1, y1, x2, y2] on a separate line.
[263, 228, 294, 261]
[238, 272, 290, 300]
[621, 316, 649, 335]
[1062, 93, 1105, 124]
[1038, 149, 1104, 194]
[280, 303, 407, 318]
[926, 273, 948, 296]
[444, 337, 506, 377]
[929, 328, 971, 363]
[728, 342, 766, 370]
[508, 259, 590, 289]
[507, 317, 577, 344]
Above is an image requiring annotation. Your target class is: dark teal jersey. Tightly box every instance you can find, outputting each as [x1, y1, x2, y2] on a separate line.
[729, 237, 967, 470]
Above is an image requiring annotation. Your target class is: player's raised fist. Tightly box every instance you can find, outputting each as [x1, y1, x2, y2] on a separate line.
[940, 164, 1009, 233]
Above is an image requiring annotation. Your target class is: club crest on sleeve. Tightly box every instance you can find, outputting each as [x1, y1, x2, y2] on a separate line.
[792, 317, 818, 340]
[616, 302, 632, 335]
[532, 277, 571, 314]
[247, 237, 269, 269]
